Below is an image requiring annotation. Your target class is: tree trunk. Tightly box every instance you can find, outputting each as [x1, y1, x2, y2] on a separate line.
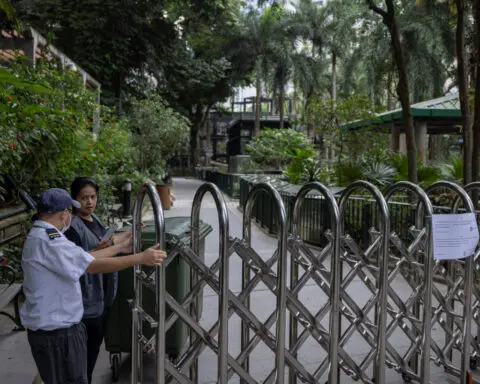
[370, 66, 375, 109]
[368, 0, 417, 183]
[254, 60, 262, 136]
[279, 87, 285, 130]
[190, 105, 204, 167]
[473, 0, 480, 182]
[292, 79, 297, 116]
[114, 71, 125, 115]
[457, 0, 472, 184]
[331, 51, 337, 102]
[304, 90, 315, 139]
[428, 135, 441, 162]
[386, 68, 393, 110]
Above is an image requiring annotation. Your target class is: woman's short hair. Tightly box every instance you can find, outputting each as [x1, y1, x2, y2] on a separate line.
[70, 177, 100, 199]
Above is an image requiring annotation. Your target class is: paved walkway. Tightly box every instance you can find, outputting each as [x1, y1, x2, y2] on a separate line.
[0, 178, 470, 383]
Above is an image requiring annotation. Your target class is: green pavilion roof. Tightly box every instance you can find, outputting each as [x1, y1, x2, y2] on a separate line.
[341, 93, 460, 132]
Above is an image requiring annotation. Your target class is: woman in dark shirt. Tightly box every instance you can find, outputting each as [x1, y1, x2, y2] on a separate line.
[65, 177, 130, 384]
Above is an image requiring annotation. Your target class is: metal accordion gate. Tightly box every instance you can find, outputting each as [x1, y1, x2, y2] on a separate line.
[129, 180, 480, 384]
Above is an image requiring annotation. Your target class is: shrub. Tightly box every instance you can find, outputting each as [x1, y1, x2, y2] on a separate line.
[391, 153, 442, 187]
[0, 55, 135, 224]
[0, 56, 111, 195]
[129, 94, 190, 180]
[246, 128, 314, 169]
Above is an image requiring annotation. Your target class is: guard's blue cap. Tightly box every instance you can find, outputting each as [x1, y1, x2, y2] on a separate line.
[37, 188, 81, 213]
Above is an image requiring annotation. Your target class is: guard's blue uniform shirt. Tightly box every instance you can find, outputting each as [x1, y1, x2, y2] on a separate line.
[20, 220, 95, 331]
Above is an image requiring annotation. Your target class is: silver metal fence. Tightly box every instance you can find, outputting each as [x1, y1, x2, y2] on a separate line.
[337, 181, 390, 384]
[288, 182, 341, 384]
[383, 181, 434, 383]
[426, 182, 475, 384]
[129, 180, 479, 384]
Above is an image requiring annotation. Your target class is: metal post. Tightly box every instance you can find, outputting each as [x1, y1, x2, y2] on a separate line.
[461, 182, 480, 370]
[430, 181, 476, 384]
[291, 182, 341, 384]
[131, 183, 165, 384]
[339, 181, 390, 384]
[191, 183, 230, 384]
[131, 190, 144, 384]
[131, 307, 140, 383]
[122, 179, 132, 219]
[385, 182, 434, 384]
[243, 182, 287, 384]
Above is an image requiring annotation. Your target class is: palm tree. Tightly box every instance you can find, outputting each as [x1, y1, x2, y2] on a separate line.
[321, 0, 361, 102]
[290, 0, 328, 137]
[237, 7, 282, 135]
[263, 7, 299, 130]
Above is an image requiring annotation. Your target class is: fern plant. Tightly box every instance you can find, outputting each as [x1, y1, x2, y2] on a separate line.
[391, 153, 442, 186]
[335, 161, 363, 186]
[362, 162, 396, 187]
[440, 155, 463, 184]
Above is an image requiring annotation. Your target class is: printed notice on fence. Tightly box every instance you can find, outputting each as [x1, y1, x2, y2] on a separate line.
[432, 213, 479, 260]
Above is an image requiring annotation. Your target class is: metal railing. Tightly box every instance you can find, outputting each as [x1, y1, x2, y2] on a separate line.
[129, 179, 478, 384]
[203, 170, 242, 199]
[238, 176, 415, 248]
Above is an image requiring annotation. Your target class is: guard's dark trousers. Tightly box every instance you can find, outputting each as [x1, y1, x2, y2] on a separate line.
[82, 312, 109, 384]
[27, 322, 88, 384]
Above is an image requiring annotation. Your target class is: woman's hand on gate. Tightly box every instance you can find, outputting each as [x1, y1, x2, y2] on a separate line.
[117, 236, 133, 254]
[140, 244, 167, 266]
[113, 230, 132, 245]
[96, 239, 112, 250]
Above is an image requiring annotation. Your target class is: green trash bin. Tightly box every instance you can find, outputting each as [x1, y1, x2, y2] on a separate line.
[105, 216, 212, 381]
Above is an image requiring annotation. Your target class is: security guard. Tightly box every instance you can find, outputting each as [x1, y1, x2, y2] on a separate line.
[21, 188, 166, 384]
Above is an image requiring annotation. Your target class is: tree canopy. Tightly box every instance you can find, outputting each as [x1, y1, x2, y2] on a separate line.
[2, 0, 480, 182]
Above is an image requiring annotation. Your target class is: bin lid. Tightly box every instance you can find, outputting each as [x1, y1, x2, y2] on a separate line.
[119, 216, 213, 246]
[164, 216, 212, 244]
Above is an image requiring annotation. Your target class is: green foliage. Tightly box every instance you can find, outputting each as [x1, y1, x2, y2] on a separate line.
[302, 156, 329, 183]
[332, 149, 466, 189]
[246, 128, 314, 169]
[362, 161, 397, 187]
[390, 153, 442, 187]
[93, 169, 153, 220]
[283, 148, 317, 184]
[335, 161, 363, 186]
[10, 0, 177, 105]
[440, 154, 463, 184]
[305, 94, 387, 162]
[0, 244, 22, 284]
[244, 128, 326, 184]
[129, 94, 190, 180]
[0, 55, 133, 221]
[84, 115, 134, 219]
[0, 57, 96, 190]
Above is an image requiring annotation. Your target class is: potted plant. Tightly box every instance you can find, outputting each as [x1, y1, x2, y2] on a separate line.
[144, 166, 171, 210]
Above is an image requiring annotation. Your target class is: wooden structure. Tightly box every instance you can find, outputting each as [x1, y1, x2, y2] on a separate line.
[209, 96, 293, 163]
[0, 28, 100, 91]
[209, 111, 292, 163]
[341, 93, 461, 161]
[231, 96, 293, 114]
[0, 27, 102, 132]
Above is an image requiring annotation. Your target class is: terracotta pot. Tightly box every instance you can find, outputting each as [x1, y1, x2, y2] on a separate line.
[156, 184, 171, 210]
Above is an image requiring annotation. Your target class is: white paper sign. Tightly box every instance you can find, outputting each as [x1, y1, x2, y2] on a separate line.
[432, 213, 479, 260]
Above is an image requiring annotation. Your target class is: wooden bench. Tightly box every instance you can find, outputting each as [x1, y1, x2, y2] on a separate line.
[0, 283, 24, 331]
[0, 262, 24, 331]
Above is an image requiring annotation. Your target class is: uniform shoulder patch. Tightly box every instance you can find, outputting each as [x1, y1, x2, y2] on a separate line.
[45, 228, 61, 240]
